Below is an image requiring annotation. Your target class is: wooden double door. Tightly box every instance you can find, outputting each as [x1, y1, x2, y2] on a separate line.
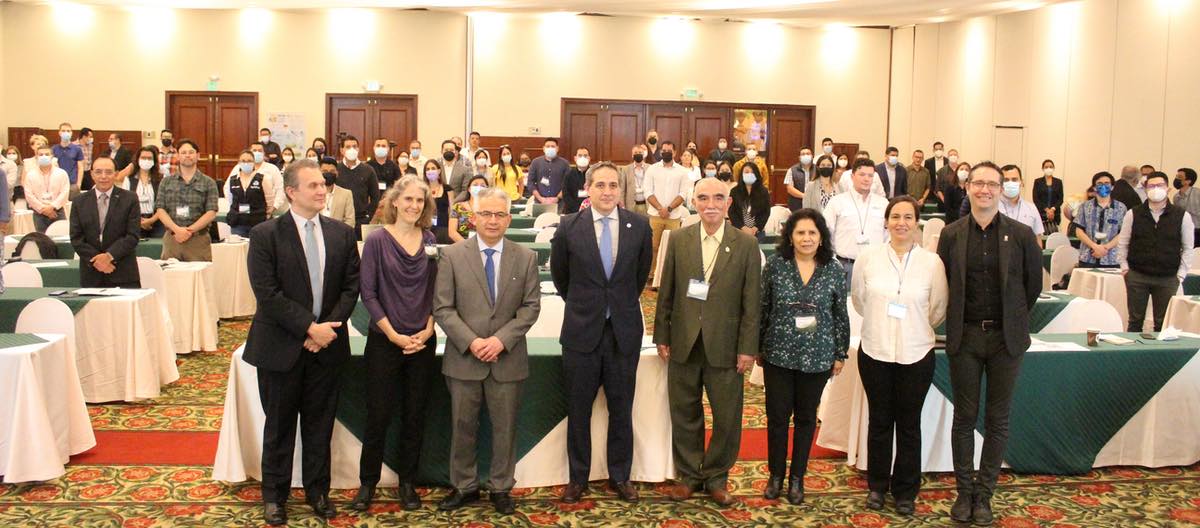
[166, 91, 259, 183]
[326, 94, 417, 161]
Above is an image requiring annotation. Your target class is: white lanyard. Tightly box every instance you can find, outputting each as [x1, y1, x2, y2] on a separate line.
[887, 245, 916, 295]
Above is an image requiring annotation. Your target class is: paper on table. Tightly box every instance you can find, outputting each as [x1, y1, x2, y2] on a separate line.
[1098, 334, 1134, 345]
[75, 288, 148, 296]
[29, 261, 70, 268]
[1026, 338, 1089, 352]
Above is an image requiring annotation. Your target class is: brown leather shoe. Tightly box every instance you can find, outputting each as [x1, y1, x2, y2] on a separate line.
[609, 480, 639, 503]
[664, 482, 696, 501]
[560, 482, 586, 503]
[707, 484, 737, 507]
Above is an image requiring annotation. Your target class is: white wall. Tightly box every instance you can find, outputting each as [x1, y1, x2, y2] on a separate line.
[890, 0, 1200, 198]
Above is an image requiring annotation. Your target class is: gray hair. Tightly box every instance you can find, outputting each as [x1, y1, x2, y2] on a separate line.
[283, 158, 320, 198]
[474, 186, 512, 210]
[585, 161, 622, 188]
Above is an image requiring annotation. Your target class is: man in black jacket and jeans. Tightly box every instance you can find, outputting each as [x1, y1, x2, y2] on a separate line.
[936, 161, 1042, 526]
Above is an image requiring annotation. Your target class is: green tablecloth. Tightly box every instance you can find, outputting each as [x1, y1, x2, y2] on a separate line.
[0, 333, 48, 348]
[334, 336, 567, 486]
[931, 333, 1200, 474]
[25, 260, 81, 287]
[935, 293, 1075, 335]
[0, 287, 90, 332]
[41, 239, 164, 261]
[1042, 248, 1054, 272]
[1185, 274, 1200, 296]
[509, 217, 534, 229]
[504, 228, 539, 244]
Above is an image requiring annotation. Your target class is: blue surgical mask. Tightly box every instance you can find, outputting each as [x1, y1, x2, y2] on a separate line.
[743, 173, 757, 185]
[59, 131, 72, 142]
[1002, 181, 1021, 198]
[37, 155, 52, 167]
[252, 151, 264, 164]
[374, 147, 389, 159]
[1095, 183, 1112, 198]
[239, 162, 254, 173]
[411, 148, 422, 159]
[544, 147, 558, 159]
[470, 185, 486, 197]
[704, 169, 717, 178]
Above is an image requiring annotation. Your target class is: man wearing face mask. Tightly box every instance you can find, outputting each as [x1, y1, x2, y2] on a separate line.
[527, 138, 571, 211]
[1111, 165, 1146, 212]
[159, 129, 179, 178]
[76, 128, 96, 191]
[732, 143, 770, 190]
[783, 148, 813, 211]
[936, 149, 961, 211]
[708, 137, 735, 167]
[104, 133, 133, 175]
[645, 130, 662, 163]
[1073, 172, 1126, 269]
[1174, 168, 1200, 243]
[1118, 171, 1195, 332]
[562, 147, 591, 214]
[409, 140, 427, 171]
[443, 139, 472, 200]
[26, 144, 71, 233]
[53, 123, 86, 199]
[227, 143, 285, 212]
[644, 142, 691, 273]
[335, 136, 381, 238]
[925, 141, 949, 176]
[907, 150, 932, 208]
[997, 165, 1044, 246]
[367, 138, 400, 192]
[620, 144, 650, 215]
[259, 128, 284, 169]
[874, 147, 909, 199]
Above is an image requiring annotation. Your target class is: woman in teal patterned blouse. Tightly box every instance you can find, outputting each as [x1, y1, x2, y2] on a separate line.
[758, 208, 851, 505]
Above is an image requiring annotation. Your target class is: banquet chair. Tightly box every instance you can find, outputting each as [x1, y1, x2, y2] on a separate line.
[15, 297, 74, 339]
[1045, 232, 1070, 251]
[533, 212, 560, 229]
[765, 206, 791, 235]
[1048, 245, 1078, 287]
[681, 213, 701, 228]
[359, 223, 385, 240]
[534, 227, 556, 243]
[2, 261, 43, 287]
[527, 295, 565, 337]
[216, 221, 232, 242]
[44, 220, 70, 237]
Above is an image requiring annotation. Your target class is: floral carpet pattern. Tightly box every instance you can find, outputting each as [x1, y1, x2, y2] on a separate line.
[2, 308, 1199, 526]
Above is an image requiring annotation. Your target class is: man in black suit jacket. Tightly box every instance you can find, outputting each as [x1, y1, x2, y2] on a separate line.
[550, 162, 653, 504]
[69, 157, 141, 288]
[243, 159, 360, 526]
[936, 161, 1041, 526]
[103, 133, 134, 174]
[875, 146, 908, 198]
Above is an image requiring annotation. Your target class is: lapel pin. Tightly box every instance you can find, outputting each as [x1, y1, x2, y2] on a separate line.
[1003, 235, 1009, 242]
[626, 223, 632, 228]
[724, 246, 730, 253]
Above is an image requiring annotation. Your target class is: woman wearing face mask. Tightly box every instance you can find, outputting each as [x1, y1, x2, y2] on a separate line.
[802, 155, 841, 213]
[224, 149, 274, 237]
[304, 148, 320, 163]
[731, 163, 771, 242]
[943, 162, 971, 223]
[396, 151, 417, 176]
[311, 137, 329, 159]
[2, 146, 22, 207]
[645, 130, 661, 163]
[422, 160, 453, 244]
[1073, 172, 1127, 269]
[490, 145, 525, 201]
[715, 161, 737, 191]
[733, 144, 770, 190]
[448, 174, 489, 243]
[1032, 159, 1063, 233]
[280, 148, 296, 171]
[124, 146, 165, 238]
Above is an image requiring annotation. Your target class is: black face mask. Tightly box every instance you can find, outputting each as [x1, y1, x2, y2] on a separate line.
[818, 167, 834, 178]
[647, 137, 657, 146]
[717, 171, 732, 181]
[661, 151, 674, 163]
[322, 171, 337, 186]
[519, 159, 531, 167]
[1175, 179, 1185, 190]
[314, 146, 325, 155]
[161, 139, 173, 147]
[443, 151, 456, 162]
[632, 153, 644, 163]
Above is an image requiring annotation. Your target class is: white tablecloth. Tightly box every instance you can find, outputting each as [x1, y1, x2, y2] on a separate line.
[9, 210, 34, 237]
[3, 234, 71, 259]
[1164, 296, 1200, 333]
[74, 289, 179, 402]
[213, 344, 673, 489]
[0, 334, 95, 483]
[212, 242, 255, 318]
[162, 262, 219, 353]
[1068, 268, 1131, 329]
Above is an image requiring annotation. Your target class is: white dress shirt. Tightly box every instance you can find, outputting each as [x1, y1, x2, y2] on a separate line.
[291, 209, 326, 287]
[592, 207, 619, 260]
[228, 163, 283, 209]
[25, 166, 70, 212]
[644, 163, 691, 219]
[823, 190, 889, 260]
[478, 236, 504, 301]
[852, 243, 949, 364]
[838, 169, 886, 198]
[999, 198, 1045, 236]
[1116, 205, 1196, 281]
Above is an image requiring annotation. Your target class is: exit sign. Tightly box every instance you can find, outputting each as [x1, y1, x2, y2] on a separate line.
[681, 88, 702, 100]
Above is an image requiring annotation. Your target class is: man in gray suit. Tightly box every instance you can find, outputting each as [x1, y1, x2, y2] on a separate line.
[433, 186, 541, 516]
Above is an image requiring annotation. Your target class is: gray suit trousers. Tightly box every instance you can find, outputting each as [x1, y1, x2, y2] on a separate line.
[446, 374, 523, 492]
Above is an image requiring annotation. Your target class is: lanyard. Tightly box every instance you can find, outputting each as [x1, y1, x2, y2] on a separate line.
[887, 244, 916, 295]
[849, 193, 870, 235]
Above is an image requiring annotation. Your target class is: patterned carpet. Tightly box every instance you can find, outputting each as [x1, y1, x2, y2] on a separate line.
[2, 308, 1200, 526]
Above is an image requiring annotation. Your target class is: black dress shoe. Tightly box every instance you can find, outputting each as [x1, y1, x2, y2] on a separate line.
[895, 498, 915, 516]
[866, 490, 885, 510]
[437, 489, 480, 511]
[973, 495, 994, 526]
[263, 502, 287, 526]
[399, 482, 421, 510]
[349, 485, 374, 511]
[786, 476, 805, 505]
[306, 494, 337, 519]
[763, 476, 784, 500]
[951, 491, 974, 523]
[609, 480, 639, 503]
[561, 482, 586, 503]
[491, 491, 516, 515]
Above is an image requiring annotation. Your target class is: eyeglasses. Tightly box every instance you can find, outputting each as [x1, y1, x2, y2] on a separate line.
[1145, 183, 1168, 190]
[475, 211, 510, 220]
[968, 180, 1002, 190]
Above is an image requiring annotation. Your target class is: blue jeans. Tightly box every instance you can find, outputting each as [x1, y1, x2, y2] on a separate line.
[34, 209, 65, 233]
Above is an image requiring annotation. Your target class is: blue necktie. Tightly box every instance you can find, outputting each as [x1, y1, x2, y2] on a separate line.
[483, 248, 497, 303]
[304, 220, 322, 316]
[599, 217, 614, 279]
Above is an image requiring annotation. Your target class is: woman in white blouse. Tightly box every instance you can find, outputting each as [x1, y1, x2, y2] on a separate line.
[850, 195, 948, 517]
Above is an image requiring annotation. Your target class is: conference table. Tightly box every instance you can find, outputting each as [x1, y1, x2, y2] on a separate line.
[1185, 273, 1200, 295]
[9, 210, 35, 237]
[0, 288, 178, 403]
[1164, 296, 1200, 333]
[821, 333, 1200, 475]
[26, 259, 219, 354]
[213, 336, 673, 489]
[0, 333, 95, 483]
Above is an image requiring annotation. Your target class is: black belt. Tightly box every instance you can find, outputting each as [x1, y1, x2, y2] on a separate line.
[635, 200, 646, 205]
[965, 319, 1001, 332]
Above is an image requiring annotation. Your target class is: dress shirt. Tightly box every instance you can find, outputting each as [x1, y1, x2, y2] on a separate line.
[593, 207, 619, 261]
[823, 191, 888, 260]
[644, 162, 690, 219]
[632, 163, 647, 201]
[528, 156, 571, 199]
[852, 243, 948, 364]
[291, 209, 326, 288]
[25, 167, 71, 211]
[998, 198, 1045, 236]
[1176, 186, 1200, 226]
[1075, 198, 1126, 266]
[838, 170, 886, 198]
[478, 237, 505, 300]
[700, 223, 725, 282]
[884, 163, 898, 197]
[337, 161, 381, 221]
[1117, 205, 1196, 281]
[964, 214, 1003, 322]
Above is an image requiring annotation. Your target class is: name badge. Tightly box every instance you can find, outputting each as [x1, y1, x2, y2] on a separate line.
[887, 301, 908, 320]
[42, 193, 52, 201]
[1094, 232, 1108, 241]
[378, 182, 387, 190]
[160, 164, 170, 173]
[540, 177, 551, 186]
[795, 315, 817, 332]
[635, 186, 643, 194]
[431, 215, 438, 226]
[238, 204, 250, 214]
[686, 279, 710, 301]
[856, 233, 870, 245]
[577, 190, 588, 198]
[175, 205, 190, 218]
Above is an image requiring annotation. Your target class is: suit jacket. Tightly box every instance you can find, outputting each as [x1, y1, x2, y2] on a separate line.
[925, 157, 951, 181]
[936, 213, 1042, 357]
[653, 222, 762, 367]
[550, 208, 652, 356]
[445, 159, 472, 197]
[434, 236, 541, 382]
[619, 163, 649, 210]
[243, 213, 361, 372]
[69, 187, 142, 287]
[104, 147, 134, 173]
[875, 162, 908, 197]
[328, 185, 356, 227]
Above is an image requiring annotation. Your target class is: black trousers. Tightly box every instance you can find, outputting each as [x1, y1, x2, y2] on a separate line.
[563, 320, 639, 484]
[762, 361, 829, 479]
[257, 349, 340, 504]
[1125, 269, 1180, 333]
[358, 329, 436, 486]
[949, 325, 1023, 496]
[858, 348, 935, 501]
